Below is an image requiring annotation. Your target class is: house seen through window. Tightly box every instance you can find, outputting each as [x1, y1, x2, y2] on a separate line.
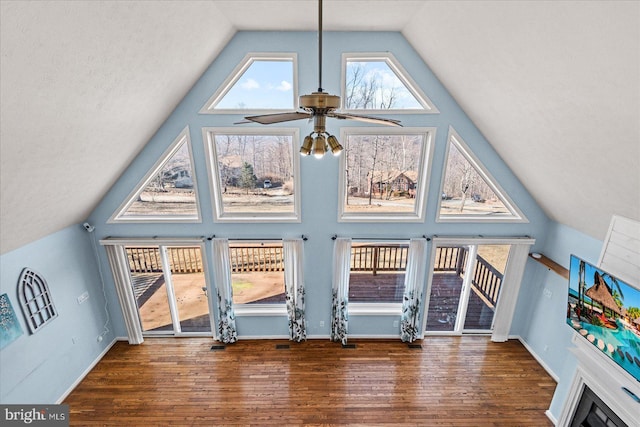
[205, 129, 300, 221]
[111, 129, 200, 222]
[340, 129, 432, 221]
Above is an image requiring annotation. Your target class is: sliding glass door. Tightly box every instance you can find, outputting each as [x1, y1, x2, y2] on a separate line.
[126, 244, 213, 336]
[424, 242, 511, 334]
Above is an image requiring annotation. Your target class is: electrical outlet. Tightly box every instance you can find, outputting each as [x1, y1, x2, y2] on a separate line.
[319, 320, 325, 328]
[543, 288, 552, 299]
[77, 291, 89, 304]
[393, 320, 399, 328]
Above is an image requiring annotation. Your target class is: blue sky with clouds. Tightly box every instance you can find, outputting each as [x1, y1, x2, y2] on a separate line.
[216, 60, 294, 109]
[569, 255, 640, 310]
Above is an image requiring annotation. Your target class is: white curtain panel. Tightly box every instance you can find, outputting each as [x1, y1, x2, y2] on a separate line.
[491, 243, 532, 342]
[104, 245, 143, 344]
[284, 238, 306, 342]
[400, 238, 428, 342]
[331, 237, 352, 345]
[211, 238, 238, 344]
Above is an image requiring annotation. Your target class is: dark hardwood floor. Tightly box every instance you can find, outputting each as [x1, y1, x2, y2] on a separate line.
[64, 337, 555, 426]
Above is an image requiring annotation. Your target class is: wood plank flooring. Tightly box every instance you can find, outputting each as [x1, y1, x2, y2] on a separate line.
[64, 337, 556, 426]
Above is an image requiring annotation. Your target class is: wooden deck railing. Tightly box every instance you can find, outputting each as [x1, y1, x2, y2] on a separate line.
[127, 247, 203, 274]
[471, 255, 503, 307]
[350, 244, 409, 275]
[229, 246, 284, 273]
[126, 244, 503, 306]
[433, 246, 467, 274]
[126, 245, 284, 274]
[127, 247, 163, 273]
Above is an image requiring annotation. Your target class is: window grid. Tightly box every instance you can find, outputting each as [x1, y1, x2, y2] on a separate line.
[18, 268, 57, 334]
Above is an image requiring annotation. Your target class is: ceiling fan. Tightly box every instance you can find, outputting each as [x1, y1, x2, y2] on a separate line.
[236, 0, 402, 158]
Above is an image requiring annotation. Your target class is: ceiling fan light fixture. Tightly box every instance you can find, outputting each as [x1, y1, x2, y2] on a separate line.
[237, 0, 401, 158]
[327, 135, 343, 156]
[300, 135, 313, 156]
[313, 134, 327, 159]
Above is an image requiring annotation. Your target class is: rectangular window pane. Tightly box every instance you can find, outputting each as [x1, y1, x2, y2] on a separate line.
[206, 130, 300, 221]
[349, 242, 408, 303]
[340, 129, 432, 222]
[229, 242, 286, 305]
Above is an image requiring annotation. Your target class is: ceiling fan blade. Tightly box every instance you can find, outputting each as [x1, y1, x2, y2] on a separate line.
[329, 112, 402, 127]
[236, 112, 312, 125]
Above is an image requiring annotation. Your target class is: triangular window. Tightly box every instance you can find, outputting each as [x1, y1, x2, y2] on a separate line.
[110, 127, 201, 222]
[200, 53, 297, 113]
[438, 129, 526, 222]
[342, 53, 438, 112]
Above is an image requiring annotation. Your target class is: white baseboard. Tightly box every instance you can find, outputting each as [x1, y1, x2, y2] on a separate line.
[56, 337, 118, 404]
[545, 409, 558, 426]
[516, 335, 560, 382]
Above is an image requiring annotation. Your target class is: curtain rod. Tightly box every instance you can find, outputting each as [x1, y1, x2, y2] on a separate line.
[331, 235, 430, 241]
[207, 235, 308, 241]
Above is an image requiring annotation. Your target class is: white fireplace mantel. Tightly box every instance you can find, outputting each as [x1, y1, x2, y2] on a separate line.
[556, 334, 640, 426]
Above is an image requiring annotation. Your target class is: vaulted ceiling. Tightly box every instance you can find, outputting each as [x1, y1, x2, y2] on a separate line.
[1, 0, 638, 254]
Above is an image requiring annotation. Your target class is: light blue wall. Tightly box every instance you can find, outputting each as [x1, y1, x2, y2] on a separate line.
[87, 31, 549, 340]
[0, 225, 113, 403]
[516, 222, 604, 421]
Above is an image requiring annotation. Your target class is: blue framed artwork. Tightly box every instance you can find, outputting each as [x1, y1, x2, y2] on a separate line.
[0, 293, 23, 349]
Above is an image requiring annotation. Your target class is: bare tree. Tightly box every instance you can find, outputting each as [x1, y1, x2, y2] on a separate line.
[345, 63, 399, 110]
[367, 136, 381, 206]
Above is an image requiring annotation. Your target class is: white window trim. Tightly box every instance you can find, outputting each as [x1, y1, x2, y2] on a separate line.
[338, 127, 435, 222]
[203, 127, 302, 223]
[234, 305, 288, 317]
[108, 126, 202, 224]
[341, 52, 439, 114]
[199, 52, 299, 115]
[228, 239, 287, 314]
[348, 303, 402, 316]
[436, 127, 528, 223]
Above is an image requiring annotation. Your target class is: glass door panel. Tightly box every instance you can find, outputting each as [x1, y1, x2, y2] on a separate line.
[166, 246, 212, 333]
[425, 245, 468, 332]
[127, 246, 174, 333]
[127, 244, 212, 335]
[463, 245, 510, 331]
